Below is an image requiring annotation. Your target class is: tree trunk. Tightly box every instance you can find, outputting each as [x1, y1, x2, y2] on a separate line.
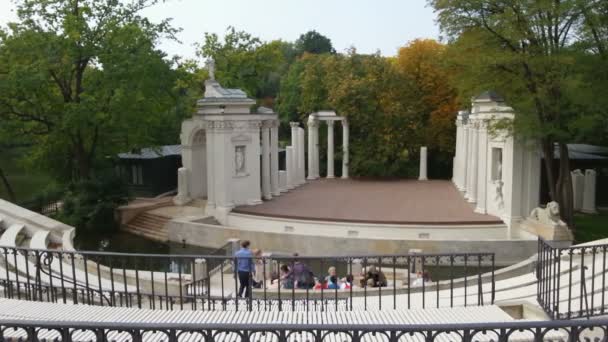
[541, 139, 557, 201]
[73, 143, 91, 180]
[0, 166, 16, 202]
[556, 143, 574, 229]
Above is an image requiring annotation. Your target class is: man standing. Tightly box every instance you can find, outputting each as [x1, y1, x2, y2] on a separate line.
[235, 240, 253, 298]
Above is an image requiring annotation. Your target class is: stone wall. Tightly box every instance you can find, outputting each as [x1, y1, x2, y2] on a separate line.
[168, 217, 538, 266]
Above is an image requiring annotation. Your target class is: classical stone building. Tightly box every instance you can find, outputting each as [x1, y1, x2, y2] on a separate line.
[453, 92, 542, 228]
[174, 71, 280, 224]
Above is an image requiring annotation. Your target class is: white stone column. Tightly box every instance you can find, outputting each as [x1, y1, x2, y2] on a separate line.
[286, 146, 295, 189]
[279, 170, 287, 192]
[205, 126, 216, 213]
[474, 125, 488, 214]
[342, 119, 349, 179]
[571, 169, 585, 212]
[261, 122, 272, 200]
[582, 169, 598, 214]
[465, 124, 475, 199]
[327, 120, 335, 178]
[468, 122, 478, 203]
[453, 121, 461, 187]
[418, 146, 428, 181]
[270, 121, 280, 196]
[298, 127, 305, 184]
[290, 122, 299, 185]
[307, 117, 316, 180]
[313, 123, 320, 179]
[173, 167, 191, 205]
[460, 121, 469, 193]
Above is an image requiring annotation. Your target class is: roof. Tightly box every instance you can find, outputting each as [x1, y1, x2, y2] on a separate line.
[553, 144, 608, 160]
[568, 144, 608, 156]
[474, 91, 505, 103]
[118, 145, 182, 160]
[119, 145, 286, 159]
[311, 110, 338, 117]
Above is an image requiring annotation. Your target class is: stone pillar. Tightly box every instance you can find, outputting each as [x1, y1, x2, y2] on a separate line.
[313, 123, 320, 178]
[261, 122, 272, 200]
[290, 122, 299, 186]
[468, 122, 478, 203]
[465, 124, 473, 199]
[474, 125, 488, 214]
[342, 120, 349, 179]
[205, 127, 216, 213]
[459, 123, 469, 192]
[286, 146, 295, 189]
[173, 167, 191, 205]
[307, 117, 316, 180]
[279, 170, 287, 192]
[270, 121, 280, 196]
[327, 120, 335, 178]
[298, 127, 306, 185]
[418, 146, 428, 181]
[572, 170, 585, 212]
[582, 169, 597, 214]
[453, 121, 461, 187]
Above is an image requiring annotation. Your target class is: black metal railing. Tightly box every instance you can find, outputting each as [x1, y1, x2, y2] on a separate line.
[537, 238, 608, 319]
[0, 245, 495, 311]
[1, 317, 607, 342]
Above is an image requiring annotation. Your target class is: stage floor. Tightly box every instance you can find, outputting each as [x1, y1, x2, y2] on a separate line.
[233, 179, 503, 225]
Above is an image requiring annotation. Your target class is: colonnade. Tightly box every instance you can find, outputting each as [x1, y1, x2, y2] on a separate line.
[261, 112, 350, 199]
[452, 93, 541, 227]
[306, 113, 349, 180]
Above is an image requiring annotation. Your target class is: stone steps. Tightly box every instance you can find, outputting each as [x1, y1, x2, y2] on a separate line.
[122, 212, 170, 242]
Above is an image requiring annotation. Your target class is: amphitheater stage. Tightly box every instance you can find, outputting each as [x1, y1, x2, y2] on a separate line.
[168, 179, 538, 265]
[232, 179, 502, 225]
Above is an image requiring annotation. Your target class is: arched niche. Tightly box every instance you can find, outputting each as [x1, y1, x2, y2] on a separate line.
[182, 128, 208, 199]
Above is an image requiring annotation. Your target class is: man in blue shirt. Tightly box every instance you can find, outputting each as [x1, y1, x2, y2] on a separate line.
[235, 240, 254, 298]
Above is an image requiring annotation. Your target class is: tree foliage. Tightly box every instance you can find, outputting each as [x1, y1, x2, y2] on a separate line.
[277, 42, 458, 178]
[295, 30, 335, 55]
[198, 27, 292, 102]
[0, 0, 189, 181]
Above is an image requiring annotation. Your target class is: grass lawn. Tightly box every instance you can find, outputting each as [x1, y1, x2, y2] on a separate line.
[574, 209, 608, 243]
[0, 148, 54, 204]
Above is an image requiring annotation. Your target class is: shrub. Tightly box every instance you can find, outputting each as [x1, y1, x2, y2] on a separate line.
[59, 173, 130, 234]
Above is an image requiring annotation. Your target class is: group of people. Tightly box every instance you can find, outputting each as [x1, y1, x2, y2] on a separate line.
[234, 240, 391, 298]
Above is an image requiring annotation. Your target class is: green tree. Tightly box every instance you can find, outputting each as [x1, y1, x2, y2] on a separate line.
[429, 0, 608, 226]
[0, 0, 186, 181]
[295, 30, 335, 55]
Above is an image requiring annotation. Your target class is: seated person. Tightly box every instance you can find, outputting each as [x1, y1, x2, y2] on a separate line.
[340, 274, 354, 289]
[324, 266, 337, 283]
[362, 265, 387, 288]
[327, 275, 339, 290]
[276, 264, 293, 289]
[291, 254, 315, 289]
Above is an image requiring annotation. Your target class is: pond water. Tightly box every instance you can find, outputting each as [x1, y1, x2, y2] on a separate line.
[74, 231, 217, 255]
[73, 232, 496, 280]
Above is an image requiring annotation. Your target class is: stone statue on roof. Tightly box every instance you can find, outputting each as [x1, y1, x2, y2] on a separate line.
[205, 58, 215, 81]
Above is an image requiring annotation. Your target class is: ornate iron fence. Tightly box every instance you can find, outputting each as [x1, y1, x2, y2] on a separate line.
[537, 238, 608, 319]
[0, 246, 495, 311]
[1, 317, 607, 341]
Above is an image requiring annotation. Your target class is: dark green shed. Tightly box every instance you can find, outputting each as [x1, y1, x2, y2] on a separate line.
[116, 145, 182, 197]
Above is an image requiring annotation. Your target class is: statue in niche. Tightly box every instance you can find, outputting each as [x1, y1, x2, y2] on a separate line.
[494, 180, 504, 210]
[235, 145, 246, 175]
[496, 158, 502, 180]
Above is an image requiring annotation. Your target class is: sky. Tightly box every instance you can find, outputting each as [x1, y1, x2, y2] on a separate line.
[0, 0, 440, 59]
